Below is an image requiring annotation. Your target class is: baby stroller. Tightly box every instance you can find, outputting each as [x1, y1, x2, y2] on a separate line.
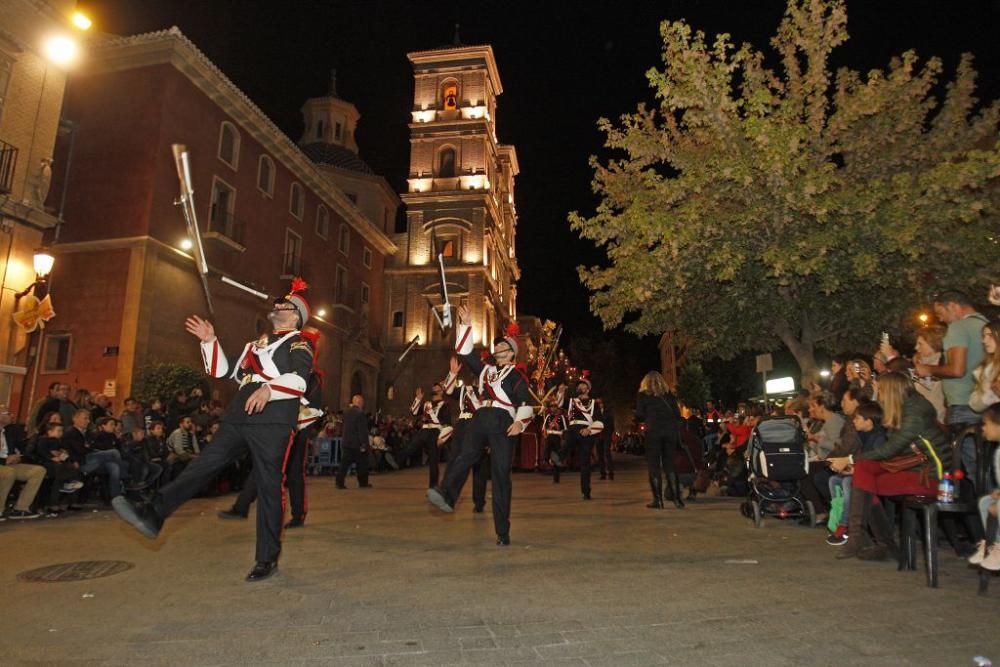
[739, 416, 815, 528]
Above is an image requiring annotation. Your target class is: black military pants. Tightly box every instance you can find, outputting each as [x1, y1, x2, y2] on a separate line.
[399, 427, 442, 488]
[544, 434, 563, 482]
[156, 421, 292, 563]
[337, 446, 370, 487]
[441, 408, 514, 537]
[232, 426, 310, 521]
[564, 427, 598, 496]
[596, 431, 614, 477]
[443, 418, 489, 508]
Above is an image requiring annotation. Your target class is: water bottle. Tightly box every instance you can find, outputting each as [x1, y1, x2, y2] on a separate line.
[937, 472, 954, 503]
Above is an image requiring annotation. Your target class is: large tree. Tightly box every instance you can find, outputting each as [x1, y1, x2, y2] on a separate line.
[572, 0, 1000, 382]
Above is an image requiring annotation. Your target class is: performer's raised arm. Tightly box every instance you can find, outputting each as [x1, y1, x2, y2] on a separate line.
[411, 387, 424, 415]
[454, 305, 485, 376]
[442, 355, 461, 396]
[186, 315, 230, 378]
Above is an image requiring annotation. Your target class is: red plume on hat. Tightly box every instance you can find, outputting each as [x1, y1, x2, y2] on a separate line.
[577, 369, 592, 392]
[284, 277, 311, 326]
[502, 321, 521, 357]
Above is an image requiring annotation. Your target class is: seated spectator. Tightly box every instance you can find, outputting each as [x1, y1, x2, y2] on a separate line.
[64, 409, 126, 500]
[144, 398, 167, 432]
[840, 386, 868, 419]
[90, 393, 112, 424]
[0, 404, 46, 520]
[826, 402, 886, 546]
[801, 392, 857, 524]
[166, 415, 199, 478]
[846, 358, 874, 393]
[968, 403, 1000, 570]
[829, 372, 951, 560]
[144, 421, 169, 482]
[119, 397, 145, 437]
[882, 327, 947, 423]
[36, 421, 84, 513]
[123, 427, 162, 490]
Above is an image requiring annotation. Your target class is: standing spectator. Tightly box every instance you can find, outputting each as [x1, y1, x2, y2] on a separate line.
[596, 399, 615, 481]
[72, 388, 93, 422]
[336, 394, 371, 489]
[828, 356, 849, 403]
[192, 401, 214, 436]
[144, 397, 167, 432]
[90, 394, 112, 424]
[119, 397, 145, 437]
[915, 289, 989, 485]
[969, 319, 1000, 413]
[166, 390, 197, 433]
[635, 371, 682, 509]
[0, 404, 45, 519]
[31, 383, 64, 435]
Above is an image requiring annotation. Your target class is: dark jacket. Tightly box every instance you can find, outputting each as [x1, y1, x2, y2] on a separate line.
[827, 417, 860, 459]
[635, 392, 680, 435]
[341, 406, 369, 450]
[61, 427, 90, 464]
[0, 424, 27, 464]
[857, 392, 951, 471]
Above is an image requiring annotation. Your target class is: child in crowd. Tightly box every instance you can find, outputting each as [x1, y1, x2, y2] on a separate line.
[36, 422, 84, 513]
[968, 403, 1000, 570]
[826, 402, 886, 546]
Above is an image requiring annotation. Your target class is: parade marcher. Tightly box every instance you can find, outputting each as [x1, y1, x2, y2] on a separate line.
[442, 356, 491, 512]
[112, 278, 315, 582]
[703, 400, 722, 454]
[542, 400, 567, 483]
[337, 394, 372, 489]
[220, 329, 325, 527]
[636, 370, 684, 509]
[427, 307, 533, 546]
[560, 375, 604, 500]
[398, 381, 452, 489]
[596, 398, 615, 481]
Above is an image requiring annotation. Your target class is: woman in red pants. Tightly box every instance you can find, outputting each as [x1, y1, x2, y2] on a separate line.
[829, 372, 951, 559]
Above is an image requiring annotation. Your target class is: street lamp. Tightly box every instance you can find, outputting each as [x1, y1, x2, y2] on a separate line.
[918, 312, 930, 326]
[72, 12, 93, 31]
[43, 35, 79, 67]
[33, 250, 54, 279]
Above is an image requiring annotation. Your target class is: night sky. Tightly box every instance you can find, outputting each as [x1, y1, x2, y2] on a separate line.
[79, 0, 999, 388]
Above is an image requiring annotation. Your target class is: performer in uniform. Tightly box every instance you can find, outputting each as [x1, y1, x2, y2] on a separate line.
[427, 306, 532, 545]
[561, 376, 604, 500]
[398, 381, 452, 489]
[442, 356, 490, 512]
[218, 329, 325, 528]
[542, 400, 567, 483]
[113, 279, 315, 582]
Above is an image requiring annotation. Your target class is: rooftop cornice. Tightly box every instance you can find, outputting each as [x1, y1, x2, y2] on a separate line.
[407, 44, 502, 95]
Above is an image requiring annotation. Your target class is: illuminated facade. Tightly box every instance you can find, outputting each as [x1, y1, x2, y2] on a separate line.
[382, 43, 520, 411]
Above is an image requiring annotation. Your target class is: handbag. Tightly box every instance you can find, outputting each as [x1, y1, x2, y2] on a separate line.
[879, 442, 931, 487]
[827, 485, 844, 532]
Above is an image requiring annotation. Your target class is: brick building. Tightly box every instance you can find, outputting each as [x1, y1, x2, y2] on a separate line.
[38, 28, 397, 411]
[381, 43, 521, 411]
[0, 0, 81, 417]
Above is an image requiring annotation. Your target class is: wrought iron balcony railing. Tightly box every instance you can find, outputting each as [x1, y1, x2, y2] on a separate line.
[0, 139, 17, 195]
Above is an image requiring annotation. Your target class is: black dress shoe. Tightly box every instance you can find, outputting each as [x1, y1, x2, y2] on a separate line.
[112, 496, 163, 539]
[246, 561, 278, 582]
[358, 483, 373, 488]
[285, 517, 305, 528]
[496, 534, 510, 546]
[472, 505, 484, 513]
[218, 508, 247, 520]
[335, 484, 347, 489]
[600, 473, 607, 480]
[582, 492, 591, 500]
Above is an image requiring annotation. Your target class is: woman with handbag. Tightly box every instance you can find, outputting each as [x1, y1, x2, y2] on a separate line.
[829, 372, 951, 560]
[635, 371, 683, 509]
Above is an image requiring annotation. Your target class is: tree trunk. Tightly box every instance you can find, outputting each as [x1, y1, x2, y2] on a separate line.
[774, 322, 820, 391]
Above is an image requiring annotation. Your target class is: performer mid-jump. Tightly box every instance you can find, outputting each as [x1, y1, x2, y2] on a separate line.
[427, 306, 532, 545]
[113, 279, 315, 582]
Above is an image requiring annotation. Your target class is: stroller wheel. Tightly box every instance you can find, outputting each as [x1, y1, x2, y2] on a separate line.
[740, 500, 753, 519]
[751, 500, 763, 528]
[805, 500, 817, 527]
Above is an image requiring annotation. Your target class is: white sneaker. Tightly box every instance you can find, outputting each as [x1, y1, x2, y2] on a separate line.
[982, 546, 1000, 572]
[60, 480, 84, 492]
[968, 539, 987, 565]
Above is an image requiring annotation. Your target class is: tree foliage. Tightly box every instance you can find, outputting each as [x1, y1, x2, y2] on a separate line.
[676, 363, 712, 409]
[133, 362, 206, 406]
[571, 0, 1000, 380]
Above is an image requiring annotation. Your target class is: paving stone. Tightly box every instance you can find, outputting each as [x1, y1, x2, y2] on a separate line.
[3, 459, 998, 666]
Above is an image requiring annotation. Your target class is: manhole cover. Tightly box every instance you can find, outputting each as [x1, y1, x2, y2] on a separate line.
[17, 560, 134, 583]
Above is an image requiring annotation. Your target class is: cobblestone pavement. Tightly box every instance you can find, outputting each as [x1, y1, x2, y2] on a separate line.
[3, 458, 999, 666]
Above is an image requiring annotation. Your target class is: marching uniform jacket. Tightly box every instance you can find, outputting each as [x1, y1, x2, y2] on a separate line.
[454, 323, 533, 429]
[410, 395, 452, 429]
[542, 409, 567, 437]
[565, 397, 605, 435]
[199, 329, 314, 427]
[443, 371, 484, 421]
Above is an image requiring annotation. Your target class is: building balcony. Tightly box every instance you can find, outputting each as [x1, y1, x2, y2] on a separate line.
[0, 139, 18, 195]
[203, 209, 246, 250]
[406, 174, 491, 194]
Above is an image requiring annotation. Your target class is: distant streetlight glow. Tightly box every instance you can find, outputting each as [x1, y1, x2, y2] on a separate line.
[72, 12, 93, 30]
[819, 369, 830, 378]
[44, 35, 79, 66]
[179, 238, 193, 251]
[317, 308, 327, 318]
[918, 312, 930, 325]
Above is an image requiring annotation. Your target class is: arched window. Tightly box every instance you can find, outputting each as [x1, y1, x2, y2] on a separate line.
[289, 182, 304, 220]
[338, 223, 350, 255]
[315, 204, 329, 239]
[218, 121, 240, 168]
[441, 81, 458, 111]
[257, 155, 274, 196]
[438, 147, 456, 178]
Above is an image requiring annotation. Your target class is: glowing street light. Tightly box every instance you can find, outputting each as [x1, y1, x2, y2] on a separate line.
[819, 369, 831, 378]
[179, 238, 193, 251]
[72, 12, 93, 30]
[33, 250, 55, 279]
[316, 308, 327, 318]
[44, 35, 79, 67]
[918, 312, 930, 326]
